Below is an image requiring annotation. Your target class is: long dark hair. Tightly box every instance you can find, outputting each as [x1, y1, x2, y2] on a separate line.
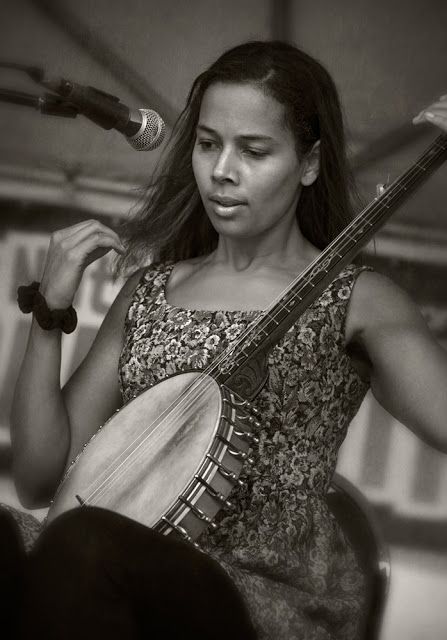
[117, 40, 357, 272]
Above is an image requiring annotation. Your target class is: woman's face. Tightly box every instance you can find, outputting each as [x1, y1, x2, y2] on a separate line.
[192, 82, 311, 241]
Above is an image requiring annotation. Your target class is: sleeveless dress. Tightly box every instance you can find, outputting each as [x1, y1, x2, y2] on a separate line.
[119, 261, 372, 640]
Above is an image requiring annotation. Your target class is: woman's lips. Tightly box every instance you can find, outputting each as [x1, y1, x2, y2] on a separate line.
[208, 197, 247, 216]
[209, 195, 247, 206]
[208, 195, 247, 215]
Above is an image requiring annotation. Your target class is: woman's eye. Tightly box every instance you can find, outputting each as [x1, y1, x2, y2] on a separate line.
[197, 139, 217, 151]
[243, 148, 268, 158]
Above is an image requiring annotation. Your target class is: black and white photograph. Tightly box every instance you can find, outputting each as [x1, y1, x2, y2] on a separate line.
[0, 1, 446, 638]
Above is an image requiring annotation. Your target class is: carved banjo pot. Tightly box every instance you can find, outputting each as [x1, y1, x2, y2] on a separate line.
[47, 134, 447, 546]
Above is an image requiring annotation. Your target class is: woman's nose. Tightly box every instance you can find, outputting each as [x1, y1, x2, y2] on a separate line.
[212, 149, 238, 183]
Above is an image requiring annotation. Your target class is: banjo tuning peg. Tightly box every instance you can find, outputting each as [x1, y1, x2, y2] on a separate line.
[376, 173, 391, 197]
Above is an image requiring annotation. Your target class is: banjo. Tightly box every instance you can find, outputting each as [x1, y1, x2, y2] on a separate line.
[47, 133, 447, 546]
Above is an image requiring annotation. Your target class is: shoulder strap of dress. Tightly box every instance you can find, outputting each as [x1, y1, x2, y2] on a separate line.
[123, 261, 171, 326]
[330, 263, 373, 295]
[326, 263, 373, 343]
[136, 260, 172, 293]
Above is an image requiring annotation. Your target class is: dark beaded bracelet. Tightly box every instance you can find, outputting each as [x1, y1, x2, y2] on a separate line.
[17, 281, 78, 334]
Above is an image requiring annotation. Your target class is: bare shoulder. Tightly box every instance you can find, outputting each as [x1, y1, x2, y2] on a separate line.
[346, 269, 428, 345]
[107, 268, 146, 318]
[82, 267, 146, 348]
[118, 267, 146, 300]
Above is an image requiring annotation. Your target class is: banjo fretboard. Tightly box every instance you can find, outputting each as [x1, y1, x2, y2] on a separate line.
[211, 133, 447, 399]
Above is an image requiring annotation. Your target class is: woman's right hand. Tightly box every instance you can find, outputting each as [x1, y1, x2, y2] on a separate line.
[40, 219, 126, 309]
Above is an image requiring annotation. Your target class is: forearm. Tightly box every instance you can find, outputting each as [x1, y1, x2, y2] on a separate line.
[10, 318, 71, 507]
[10, 220, 126, 508]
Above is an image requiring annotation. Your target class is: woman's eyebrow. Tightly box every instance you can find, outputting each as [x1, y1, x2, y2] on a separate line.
[196, 123, 275, 142]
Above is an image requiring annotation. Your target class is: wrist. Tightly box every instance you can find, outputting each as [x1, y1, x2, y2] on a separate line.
[17, 282, 78, 334]
[39, 283, 74, 310]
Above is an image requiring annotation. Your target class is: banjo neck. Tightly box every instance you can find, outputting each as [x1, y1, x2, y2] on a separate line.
[211, 133, 447, 400]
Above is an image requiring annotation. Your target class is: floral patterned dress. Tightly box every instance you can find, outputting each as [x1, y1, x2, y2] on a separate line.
[119, 261, 372, 640]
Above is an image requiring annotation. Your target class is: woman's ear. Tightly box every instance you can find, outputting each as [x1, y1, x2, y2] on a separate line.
[300, 140, 320, 186]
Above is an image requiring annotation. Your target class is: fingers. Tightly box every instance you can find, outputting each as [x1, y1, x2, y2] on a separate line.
[54, 219, 102, 242]
[72, 229, 125, 265]
[53, 220, 126, 256]
[40, 220, 126, 308]
[413, 95, 447, 132]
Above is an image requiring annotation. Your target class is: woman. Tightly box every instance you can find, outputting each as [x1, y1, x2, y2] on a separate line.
[6, 41, 447, 639]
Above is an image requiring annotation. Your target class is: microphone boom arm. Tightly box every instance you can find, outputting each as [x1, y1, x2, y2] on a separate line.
[0, 87, 79, 118]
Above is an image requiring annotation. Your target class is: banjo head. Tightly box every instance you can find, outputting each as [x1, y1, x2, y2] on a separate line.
[47, 371, 223, 527]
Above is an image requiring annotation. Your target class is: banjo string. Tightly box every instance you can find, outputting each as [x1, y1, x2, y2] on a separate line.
[86, 377, 217, 506]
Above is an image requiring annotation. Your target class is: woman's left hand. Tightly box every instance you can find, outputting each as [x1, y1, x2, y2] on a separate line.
[413, 94, 447, 133]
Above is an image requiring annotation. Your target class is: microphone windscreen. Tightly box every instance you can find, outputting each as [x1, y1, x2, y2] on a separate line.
[127, 109, 166, 151]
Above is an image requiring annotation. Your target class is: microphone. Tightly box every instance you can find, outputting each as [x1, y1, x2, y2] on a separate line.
[43, 77, 166, 151]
